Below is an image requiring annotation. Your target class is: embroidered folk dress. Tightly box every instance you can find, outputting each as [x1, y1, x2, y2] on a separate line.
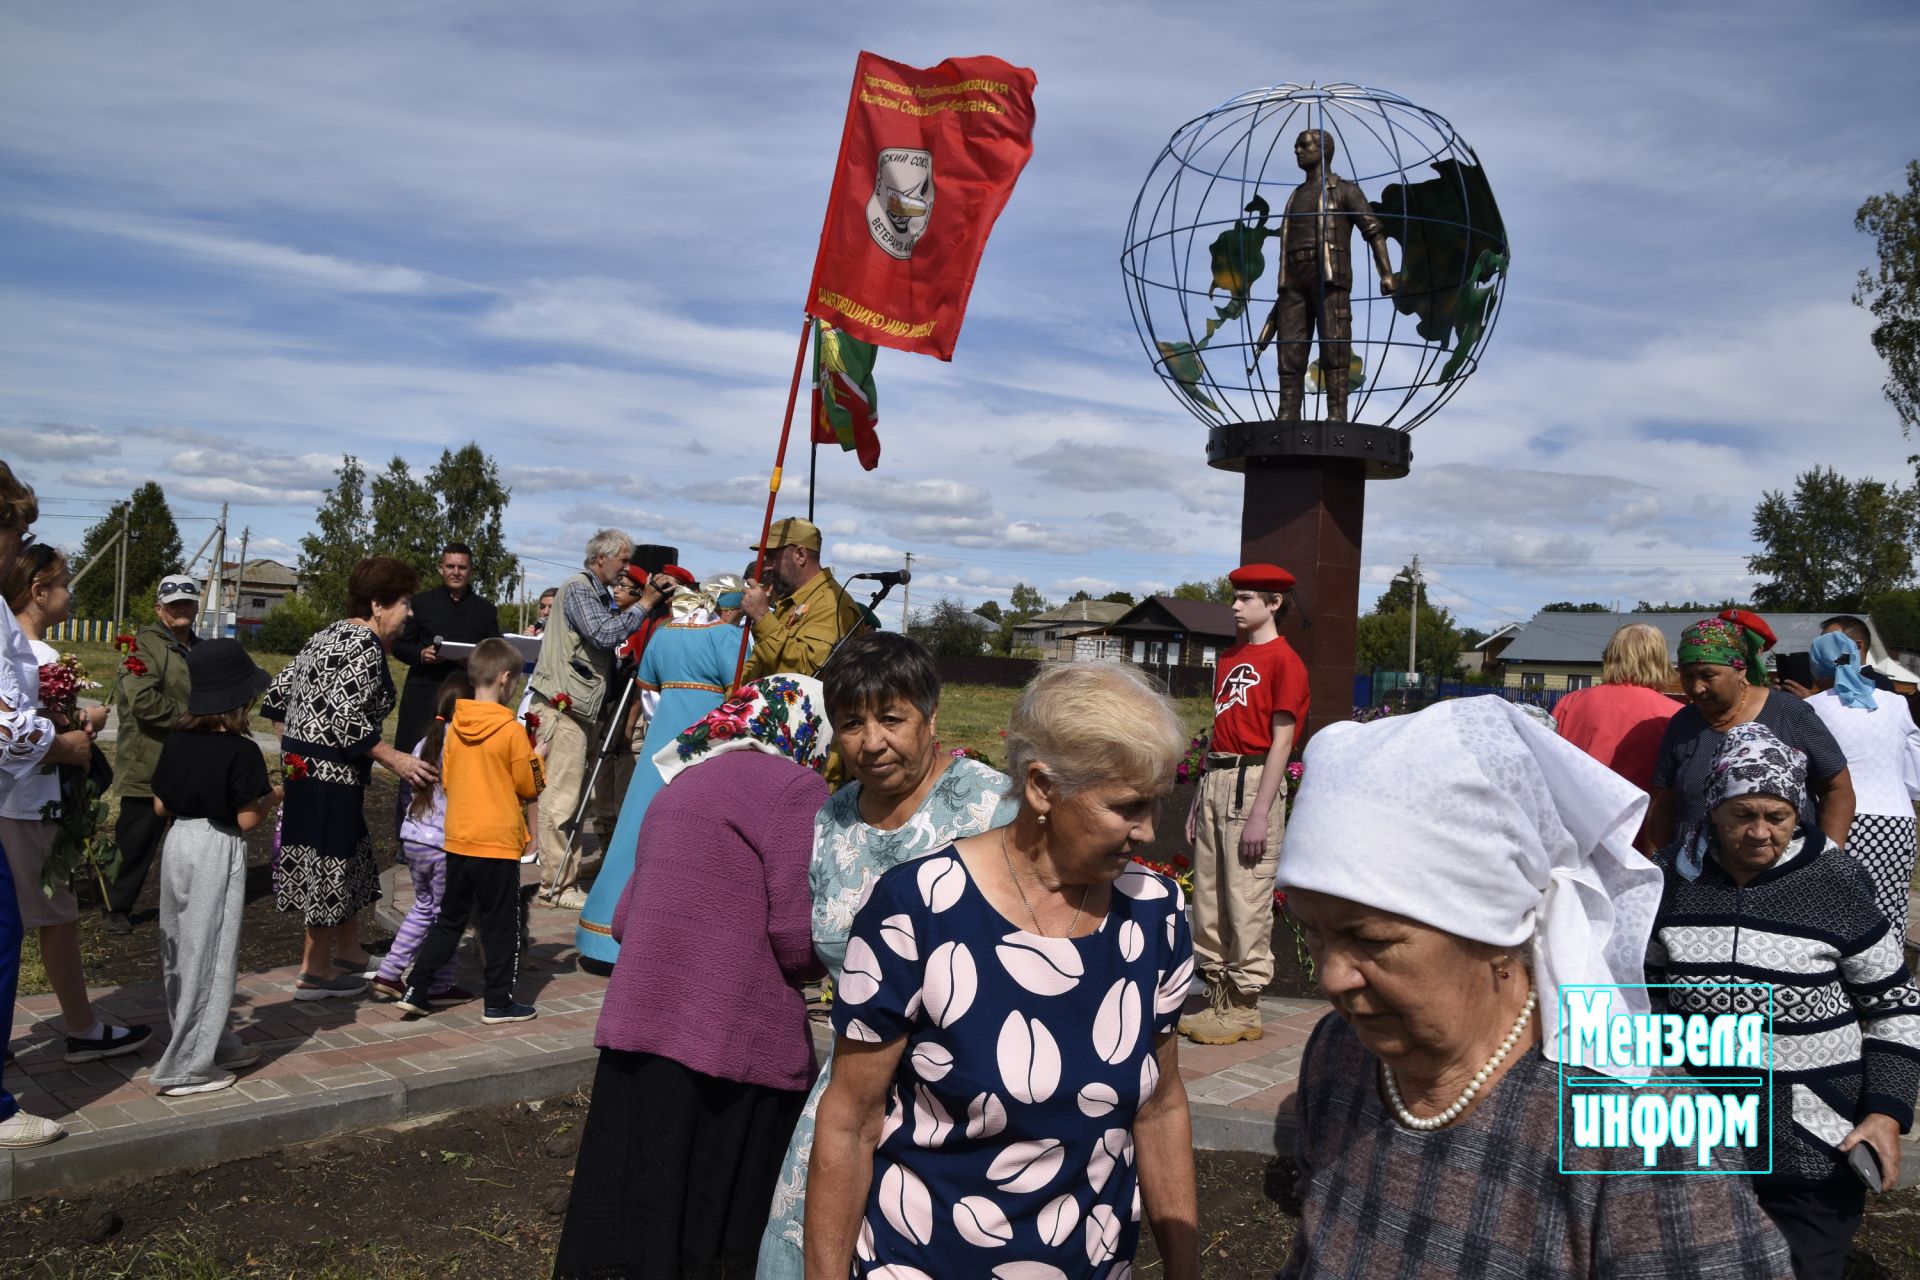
[824, 849, 1192, 1278]
[575, 618, 744, 965]
[757, 758, 1015, 1278]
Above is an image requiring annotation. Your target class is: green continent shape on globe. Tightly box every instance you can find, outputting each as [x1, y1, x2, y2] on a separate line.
[1439, 250, 1508, 382]
[1202, 196, 1277, 339]
[1157, 340, 1219, 411]
[1371, 159, 1507, 346]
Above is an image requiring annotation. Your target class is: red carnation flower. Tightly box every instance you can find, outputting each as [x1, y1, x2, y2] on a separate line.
[283, 753, 310, 781]
[123, 656, 148, 677]
[550, 693, 572, 713]
[113, 634, 137, 654]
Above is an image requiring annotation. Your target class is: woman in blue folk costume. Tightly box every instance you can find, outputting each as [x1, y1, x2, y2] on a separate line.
[576, 576, 750, 965]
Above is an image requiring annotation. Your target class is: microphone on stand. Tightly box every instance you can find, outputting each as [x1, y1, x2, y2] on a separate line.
[849, 569, 912, 590]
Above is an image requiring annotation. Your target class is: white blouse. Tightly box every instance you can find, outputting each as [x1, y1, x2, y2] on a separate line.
[0, 609, 57, 801]
[1808, 688, 1920, 817]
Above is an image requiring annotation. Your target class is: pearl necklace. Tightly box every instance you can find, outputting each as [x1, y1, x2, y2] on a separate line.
[1380, 989, 1537, 1131]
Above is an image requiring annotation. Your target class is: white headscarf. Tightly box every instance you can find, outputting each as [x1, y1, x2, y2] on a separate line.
[1277, 697, 1661, 1063]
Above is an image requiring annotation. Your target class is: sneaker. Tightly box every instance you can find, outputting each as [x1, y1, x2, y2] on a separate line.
[393, 987, 437, 1017]
[426, 984, 477, 1004]
[368, 975, 405, 1002]
[215, 1044, 261, 1070]
[481, 1002, 538, 1025]
[546, 888, 589, 912]
[294, 972, 367, 1001]
[159, 1072, 237, 1097]
[333, 956, 378, 979]
[64, 1023, 154, 1064]
[0, 1111, 64, 1148]
[103, 911, 133, 937]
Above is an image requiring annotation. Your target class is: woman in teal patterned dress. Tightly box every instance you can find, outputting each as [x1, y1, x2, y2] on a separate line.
[756, 633, 1015, 1279]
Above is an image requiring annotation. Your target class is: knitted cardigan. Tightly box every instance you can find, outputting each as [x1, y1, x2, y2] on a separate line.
[599, 749, 829, 1092]
[1648, 833, 1920, 1184]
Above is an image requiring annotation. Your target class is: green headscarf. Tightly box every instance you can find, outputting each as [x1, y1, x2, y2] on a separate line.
[1678, 617, 1769, 687]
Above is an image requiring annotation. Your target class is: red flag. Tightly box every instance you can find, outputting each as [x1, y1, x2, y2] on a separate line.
[806, 52, 1036, 361]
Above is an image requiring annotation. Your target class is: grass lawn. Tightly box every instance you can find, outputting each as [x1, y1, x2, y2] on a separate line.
[933, 682, 1214, 768]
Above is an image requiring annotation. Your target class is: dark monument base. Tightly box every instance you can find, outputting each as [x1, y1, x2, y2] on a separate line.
[1213, 420, 1409, 742]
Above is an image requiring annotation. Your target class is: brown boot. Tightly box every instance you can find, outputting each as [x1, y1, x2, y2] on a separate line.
[1177, 977, 1229, 1042]
[1185, 984, 1264, 1046]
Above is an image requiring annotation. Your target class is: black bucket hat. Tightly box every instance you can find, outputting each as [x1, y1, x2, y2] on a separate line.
[186, 639, 272, 716]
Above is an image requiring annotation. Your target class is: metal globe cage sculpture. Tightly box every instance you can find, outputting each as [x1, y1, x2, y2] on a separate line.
[1122, 83, 1508, 478]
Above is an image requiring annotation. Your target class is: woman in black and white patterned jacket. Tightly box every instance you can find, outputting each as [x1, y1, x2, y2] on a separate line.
[1650, 719, 1920, 1280]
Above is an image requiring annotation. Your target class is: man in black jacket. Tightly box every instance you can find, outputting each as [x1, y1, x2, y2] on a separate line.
[391, 544, 501, 758]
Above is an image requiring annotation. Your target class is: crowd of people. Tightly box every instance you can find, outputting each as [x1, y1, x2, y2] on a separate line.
[4, 453, 1920, 1278]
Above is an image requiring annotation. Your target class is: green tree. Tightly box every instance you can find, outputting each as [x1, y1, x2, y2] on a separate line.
[427, 443, 519, 601]
[72, 482, 184, 622]
[1864, 588, 1920, 651]
[1459, 626, 1490, 649]
[1068, 589, 1093, 603]
[368, 456, 441, 583]
[1007, 583, 1050, 623]
[973, 600, 1004, 624]
[298, 456, 370, 618]
[1356, 605, 1464, 679]
[1542, 601, 1609, 612]
[1855, 159, 1920, 434]
[908, 598, 992, 659]
[1172, 576, 1233, 605]
[1100, 591, 1136, 606]
[1634, 598, 1751, 614]
[1748, 466, 1917, 611]
[1370, 564, 1424, 616]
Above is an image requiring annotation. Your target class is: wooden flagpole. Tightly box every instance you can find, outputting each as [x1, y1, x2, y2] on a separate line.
[734, 317, 814, 688]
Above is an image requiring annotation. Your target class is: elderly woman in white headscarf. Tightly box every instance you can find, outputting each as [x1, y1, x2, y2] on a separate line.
[1276, 698, 1794, 1279]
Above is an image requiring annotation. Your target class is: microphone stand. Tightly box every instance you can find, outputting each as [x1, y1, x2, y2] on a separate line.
[821, 578, 901, 670]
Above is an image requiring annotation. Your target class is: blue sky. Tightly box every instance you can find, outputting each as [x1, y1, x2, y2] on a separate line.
[3, 1, 1917, 631]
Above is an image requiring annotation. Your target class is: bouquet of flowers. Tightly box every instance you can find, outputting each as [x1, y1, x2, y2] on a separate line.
[1131, 852, 1193, 896]
[35, 654, 120, 899]
[948, 745, 992, 768]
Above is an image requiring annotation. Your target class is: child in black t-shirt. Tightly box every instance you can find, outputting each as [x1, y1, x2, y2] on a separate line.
[147, 640, 278, 1097]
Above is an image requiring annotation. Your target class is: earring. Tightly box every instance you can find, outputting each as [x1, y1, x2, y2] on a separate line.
[1037, 813, 1048, 827]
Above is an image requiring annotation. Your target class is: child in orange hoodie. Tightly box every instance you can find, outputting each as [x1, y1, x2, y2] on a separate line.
[397, 638, 545, 1023]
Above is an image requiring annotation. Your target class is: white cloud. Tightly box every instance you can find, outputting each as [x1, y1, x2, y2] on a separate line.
[0, 423, 120, 460]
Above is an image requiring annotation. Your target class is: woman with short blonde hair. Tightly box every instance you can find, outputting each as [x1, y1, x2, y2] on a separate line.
[1554, 622, 1682, 793]
[804, 660, 1200, 1279]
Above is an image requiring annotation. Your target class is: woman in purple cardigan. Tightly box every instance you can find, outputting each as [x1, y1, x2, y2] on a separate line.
[554, 675, 834, 1280]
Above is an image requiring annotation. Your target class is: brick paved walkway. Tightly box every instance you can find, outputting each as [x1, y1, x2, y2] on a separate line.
[4, 860, 1323, 1198]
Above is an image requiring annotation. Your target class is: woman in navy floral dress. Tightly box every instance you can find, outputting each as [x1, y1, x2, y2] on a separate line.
[806, 663, 1200, 1280]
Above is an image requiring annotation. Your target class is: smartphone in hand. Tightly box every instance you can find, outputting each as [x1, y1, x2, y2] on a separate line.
[1848, 1141, 1883, 1192]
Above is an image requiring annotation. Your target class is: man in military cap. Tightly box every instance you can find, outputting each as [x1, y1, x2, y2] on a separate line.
[1180, 563, 1310, 1046]
[1249, 129, 1398, 423]
[739, 517, 866, 684]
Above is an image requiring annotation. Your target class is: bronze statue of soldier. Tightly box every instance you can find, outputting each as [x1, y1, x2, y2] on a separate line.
[1249, 129, 1398, 422]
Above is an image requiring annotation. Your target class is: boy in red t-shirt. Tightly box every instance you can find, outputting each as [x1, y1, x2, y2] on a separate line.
[1179, 563, 1310, 1045]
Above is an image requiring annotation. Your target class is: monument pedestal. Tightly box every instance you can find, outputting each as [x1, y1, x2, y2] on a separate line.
[1209, 421, 1410, 743]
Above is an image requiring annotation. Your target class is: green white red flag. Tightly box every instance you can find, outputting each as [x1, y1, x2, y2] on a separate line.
[806, 52, 1037, 361]
[811, 320, 881, 471]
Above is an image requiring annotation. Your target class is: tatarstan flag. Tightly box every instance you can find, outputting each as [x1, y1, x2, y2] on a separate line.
[811, 320, 880, 471]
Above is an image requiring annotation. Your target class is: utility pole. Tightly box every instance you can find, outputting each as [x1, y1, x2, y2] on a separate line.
[901, 551, 914, 630]
[1396, 555, 1424, 690]
[209, 504, 229, 639]
[235, 526, 251, 631]
[113, 501, 130, 634]
[520, 566, 529, 632]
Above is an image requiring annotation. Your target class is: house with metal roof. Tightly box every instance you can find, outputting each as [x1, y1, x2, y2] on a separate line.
[1067, 596, 1237, 669]
[1009, 599, 1131, 659]
[1498, 610, 1918, 694]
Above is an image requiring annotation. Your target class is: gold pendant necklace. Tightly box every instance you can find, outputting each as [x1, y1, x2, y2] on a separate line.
[1000, 827, 1087, 938]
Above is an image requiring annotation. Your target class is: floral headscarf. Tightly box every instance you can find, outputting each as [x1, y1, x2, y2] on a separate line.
[652, 674, 832, 784]
[1676, 721, 1808, 880]
[1678, 613, 1772, 687]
